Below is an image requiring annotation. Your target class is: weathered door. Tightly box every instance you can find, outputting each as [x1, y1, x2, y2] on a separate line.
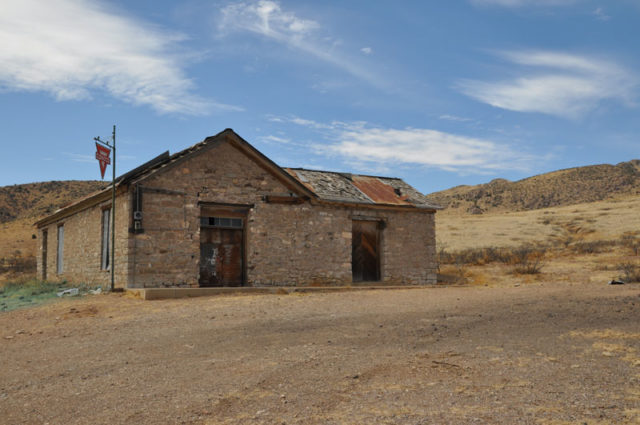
[199, 227, 243, 287]
[352, 220, 380, 282]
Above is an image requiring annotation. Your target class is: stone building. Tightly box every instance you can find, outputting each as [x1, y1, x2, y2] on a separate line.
[35, 129, 440, 288]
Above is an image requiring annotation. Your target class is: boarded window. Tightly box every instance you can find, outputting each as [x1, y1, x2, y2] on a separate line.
[101, 208, 110, 270]
[56, 225, 64, 274]
[200, 216, 243, 229]
[352, 220, 381, 282]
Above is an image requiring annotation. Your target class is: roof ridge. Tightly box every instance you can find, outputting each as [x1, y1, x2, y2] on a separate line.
[288, 167, 401, 181]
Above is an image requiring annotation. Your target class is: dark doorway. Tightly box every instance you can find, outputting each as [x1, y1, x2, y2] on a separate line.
[199, 217, 244, 287]
[352, 220, 381, 282]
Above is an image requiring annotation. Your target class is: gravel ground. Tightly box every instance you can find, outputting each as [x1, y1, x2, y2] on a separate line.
[1, 282, 639, 425]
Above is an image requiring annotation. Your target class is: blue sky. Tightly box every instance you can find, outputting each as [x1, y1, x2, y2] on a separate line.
[1, 0, 638, 194]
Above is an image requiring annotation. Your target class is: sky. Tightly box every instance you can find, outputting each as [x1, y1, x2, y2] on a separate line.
[1, 0, 638, 194]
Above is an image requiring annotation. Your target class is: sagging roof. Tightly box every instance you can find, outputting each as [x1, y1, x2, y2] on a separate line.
[285, 168, 441, 209]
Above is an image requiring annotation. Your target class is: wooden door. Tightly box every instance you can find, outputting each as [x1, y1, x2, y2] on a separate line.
[352, 220, 380, 282]
[199, 227, 243, 287]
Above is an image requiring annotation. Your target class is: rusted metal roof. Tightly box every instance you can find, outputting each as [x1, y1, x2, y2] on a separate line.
[351, 175, 411, 206]
[285, 168, 440, 209]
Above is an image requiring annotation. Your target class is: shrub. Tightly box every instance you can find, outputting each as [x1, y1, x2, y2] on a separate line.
[621, 234, 640, 256]
[572, 240, 617, 254]
[438, 246, 511, 266]
[437, 243, 548, 275]
[510, 245, 546, 274]
[0, 254, 36, 274]
[619, 262, 640, 283]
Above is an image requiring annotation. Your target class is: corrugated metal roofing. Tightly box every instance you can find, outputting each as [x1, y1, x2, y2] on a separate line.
[285, 168, 440, 209]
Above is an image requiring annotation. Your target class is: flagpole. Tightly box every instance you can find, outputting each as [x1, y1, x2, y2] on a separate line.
[110, 125, 116, 292]
[94, 125, 116, 292]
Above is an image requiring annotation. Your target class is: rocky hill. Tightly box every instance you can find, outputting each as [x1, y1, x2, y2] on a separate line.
[0, 180, 104, 224]
[426, 160, 640, 214]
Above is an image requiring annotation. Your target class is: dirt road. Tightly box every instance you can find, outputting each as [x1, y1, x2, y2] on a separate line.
[1, 282, 639, 424]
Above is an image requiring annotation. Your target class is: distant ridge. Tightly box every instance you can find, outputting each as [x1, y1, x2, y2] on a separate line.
[426, 159, 640, 214]
[0, 180, 104, 224]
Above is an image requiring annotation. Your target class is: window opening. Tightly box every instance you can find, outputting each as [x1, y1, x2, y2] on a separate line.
[101, 208, 111, 270]
[200, 216, 243, 229]
[56, 225, 64, 274]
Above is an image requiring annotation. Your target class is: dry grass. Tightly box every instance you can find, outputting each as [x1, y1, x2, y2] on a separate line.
[437, 195, 640, 252]
[436, 194, 640, 286]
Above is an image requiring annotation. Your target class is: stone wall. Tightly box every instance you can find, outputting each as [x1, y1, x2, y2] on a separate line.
[36, 192, 130, 288]
[246, 202, 353, 286]
[127, 189, 197, 288]
[130, 140, 291, 287]
[130, 139, 437, 287]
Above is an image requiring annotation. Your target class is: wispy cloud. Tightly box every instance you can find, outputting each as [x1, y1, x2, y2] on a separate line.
[470, 0, 579, 7]
[0, 0, 240, 114]
[439, 114, 474, 122]
[456, 50, 637, 118]
[261, 135, 291, 144]
[592, 7, 611, 20]
[218, 1, 385, 88]
[360, 47, 373, 55]
[65, 153, 95, 163]
[279, 116, 533, 172]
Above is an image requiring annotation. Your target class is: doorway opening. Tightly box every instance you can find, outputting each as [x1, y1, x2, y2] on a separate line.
[199, 212, 246, 287]
[352, 220, 381, 282]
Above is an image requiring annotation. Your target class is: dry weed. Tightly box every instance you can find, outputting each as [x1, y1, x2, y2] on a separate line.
[618, 262, 640, 283]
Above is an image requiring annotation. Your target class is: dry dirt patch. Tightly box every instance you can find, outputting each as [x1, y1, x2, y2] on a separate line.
[1, 282, 639, 424]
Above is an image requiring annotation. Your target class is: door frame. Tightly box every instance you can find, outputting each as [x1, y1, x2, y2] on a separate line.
[351, 218, 383, 283]
[198, 202, 252, 287]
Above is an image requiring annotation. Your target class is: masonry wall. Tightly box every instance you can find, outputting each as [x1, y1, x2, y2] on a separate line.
[130, 139, 437, 288]
[376, 209, 437, 285]
[246, 202, 353, 285]
[36, 192, 130, 288]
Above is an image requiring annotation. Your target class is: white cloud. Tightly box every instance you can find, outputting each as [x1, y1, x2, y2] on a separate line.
[592, 7, 611, 20]
[325, 127, 528, 172]
[456, 50, 637, 118]
[360, 47, 373, 55]
[439, 114, 474, 122]
[281, 117, 532, 172]
[65, 153, 95, 163]
[0, 0, 240, 114]
[218, 1, 385, 88]
[471, 0, 579, 7]
[219, 0, 319, 39]
[262, 135, 291, 144]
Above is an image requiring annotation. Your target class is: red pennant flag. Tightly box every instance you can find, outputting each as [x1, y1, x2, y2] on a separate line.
[95, 142, 111, 179]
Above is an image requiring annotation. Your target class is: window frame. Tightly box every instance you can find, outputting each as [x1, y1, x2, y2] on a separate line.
[56, 224, 64, 275]
[101, 207, 111, 270]
[199, 216, 243, 229]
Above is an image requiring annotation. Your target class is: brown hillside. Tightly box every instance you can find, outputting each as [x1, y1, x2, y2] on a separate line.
[427, 159, 640, 214]
[0, 180, 104, 223]
[0, 181, 104, 277]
